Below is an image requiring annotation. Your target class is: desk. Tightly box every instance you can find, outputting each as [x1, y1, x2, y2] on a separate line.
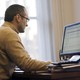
[12, 70, 80, 80]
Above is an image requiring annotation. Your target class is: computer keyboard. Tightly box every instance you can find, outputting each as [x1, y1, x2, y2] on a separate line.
[53, 55, 80, 65]
[53, 60, 79, 65]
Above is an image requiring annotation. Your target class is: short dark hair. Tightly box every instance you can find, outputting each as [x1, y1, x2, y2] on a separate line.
[4, 4, 25, 22]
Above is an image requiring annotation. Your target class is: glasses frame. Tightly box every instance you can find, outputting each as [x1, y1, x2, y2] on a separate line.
[19, 14, 30, 22]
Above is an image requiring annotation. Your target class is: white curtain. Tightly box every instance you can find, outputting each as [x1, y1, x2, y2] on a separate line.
[35, 0, 56, 61]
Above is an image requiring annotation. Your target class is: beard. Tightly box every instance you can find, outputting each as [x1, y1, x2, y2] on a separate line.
[18, 23, 25, 33]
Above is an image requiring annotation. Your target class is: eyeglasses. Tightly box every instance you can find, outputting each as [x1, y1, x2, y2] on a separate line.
[19, 14, 30, 22]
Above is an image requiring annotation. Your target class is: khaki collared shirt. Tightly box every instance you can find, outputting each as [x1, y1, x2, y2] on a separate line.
[0, 22, 51, 79]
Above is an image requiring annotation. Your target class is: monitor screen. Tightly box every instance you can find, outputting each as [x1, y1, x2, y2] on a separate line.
[60, 22, 80, 56]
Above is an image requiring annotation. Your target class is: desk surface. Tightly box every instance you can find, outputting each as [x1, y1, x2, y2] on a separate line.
[12, 70, 80, 80]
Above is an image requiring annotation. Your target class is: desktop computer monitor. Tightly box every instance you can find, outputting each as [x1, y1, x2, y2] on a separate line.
[60, 22, 80, 57]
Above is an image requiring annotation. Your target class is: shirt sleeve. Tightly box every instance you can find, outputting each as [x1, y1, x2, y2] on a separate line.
[4, 31, 51, 71]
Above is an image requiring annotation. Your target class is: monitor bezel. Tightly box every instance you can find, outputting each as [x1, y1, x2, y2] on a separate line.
[60, 22, 80, 56]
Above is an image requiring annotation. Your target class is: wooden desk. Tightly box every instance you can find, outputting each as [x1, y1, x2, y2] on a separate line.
[12, 69, 80, 80]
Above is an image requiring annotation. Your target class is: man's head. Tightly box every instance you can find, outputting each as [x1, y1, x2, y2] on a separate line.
[4, 4, 29, 33]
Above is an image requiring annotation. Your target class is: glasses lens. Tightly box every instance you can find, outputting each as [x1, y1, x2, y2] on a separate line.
[26, 18, 30, 22]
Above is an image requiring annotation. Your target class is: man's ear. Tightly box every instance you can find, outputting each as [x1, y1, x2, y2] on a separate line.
[15, 14, 21, 22]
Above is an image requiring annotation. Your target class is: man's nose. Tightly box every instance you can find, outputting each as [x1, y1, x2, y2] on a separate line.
[26, 23, 28, 27]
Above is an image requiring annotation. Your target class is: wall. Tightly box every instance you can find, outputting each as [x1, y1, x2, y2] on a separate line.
[73, 0, 80, 22]
[51, 0, 75, 61]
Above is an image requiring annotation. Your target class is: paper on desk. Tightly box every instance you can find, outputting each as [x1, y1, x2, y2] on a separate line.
[48, 63, 80, 72]
[62, 64, 80, 69]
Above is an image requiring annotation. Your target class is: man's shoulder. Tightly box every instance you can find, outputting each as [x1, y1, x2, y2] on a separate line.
[0, 26, 16, 35]
[0, 26, 20, 42]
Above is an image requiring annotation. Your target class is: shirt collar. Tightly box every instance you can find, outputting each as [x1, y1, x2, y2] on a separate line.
[2, 21, 19, 33]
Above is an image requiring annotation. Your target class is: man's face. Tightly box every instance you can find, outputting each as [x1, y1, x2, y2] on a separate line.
[17, 9, 29, 33]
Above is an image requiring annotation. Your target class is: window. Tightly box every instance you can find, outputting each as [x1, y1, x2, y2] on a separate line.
[0, 0, 55, 61]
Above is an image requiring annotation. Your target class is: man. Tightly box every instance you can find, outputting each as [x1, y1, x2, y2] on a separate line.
[0, 4, 51, 80]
